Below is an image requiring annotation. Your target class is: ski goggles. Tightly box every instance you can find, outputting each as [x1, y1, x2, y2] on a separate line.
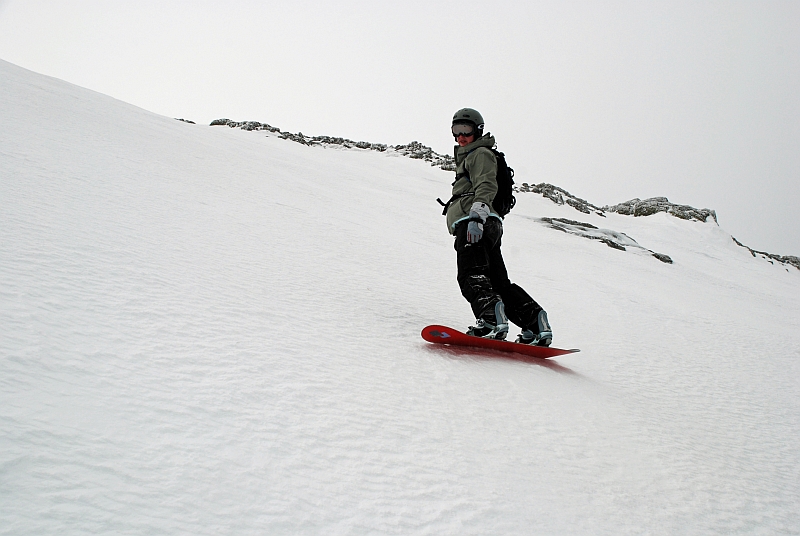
[451, 123, 477, 137]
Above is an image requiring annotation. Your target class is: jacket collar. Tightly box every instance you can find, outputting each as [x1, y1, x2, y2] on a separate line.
[453, 133, 495, 162]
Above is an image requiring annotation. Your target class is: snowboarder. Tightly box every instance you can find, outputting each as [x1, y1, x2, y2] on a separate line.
[444, 108, 553, 346]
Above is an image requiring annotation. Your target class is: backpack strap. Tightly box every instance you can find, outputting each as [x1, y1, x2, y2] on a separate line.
[437, 147, 499, 216]
[437, 192, 474, 216]
[437, 170, 474, 215]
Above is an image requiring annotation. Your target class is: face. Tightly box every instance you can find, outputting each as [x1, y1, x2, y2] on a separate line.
[456, 133, 475, 147]
[452, 122, 478, 147]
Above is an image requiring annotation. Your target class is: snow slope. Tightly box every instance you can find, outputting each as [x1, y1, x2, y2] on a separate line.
[1, 59, 799, 534]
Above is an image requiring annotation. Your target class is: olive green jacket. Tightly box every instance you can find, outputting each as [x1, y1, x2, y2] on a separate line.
[445, 133, 501, 234]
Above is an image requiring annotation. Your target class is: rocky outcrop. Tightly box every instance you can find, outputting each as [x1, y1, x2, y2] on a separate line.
[538, 217, 673, 263]
[210, 118, 455, 171]
[209, 119, 279, 132]
[515, 184, 718, 225]
[393, 141, 455, 171]
[603, 197, 717, 223]
[732, 237, 800, 271]
[516, 183, 606, 216]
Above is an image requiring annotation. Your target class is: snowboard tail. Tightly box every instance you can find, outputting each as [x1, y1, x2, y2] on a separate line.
[422, 325, 579, 359]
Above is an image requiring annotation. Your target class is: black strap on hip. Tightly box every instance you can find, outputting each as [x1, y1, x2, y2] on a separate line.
[437, 171, 473, 216]
[437, 192, 474, 216]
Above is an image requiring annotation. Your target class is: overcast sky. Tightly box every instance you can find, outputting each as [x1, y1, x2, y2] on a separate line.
[1, 0, 798, 254]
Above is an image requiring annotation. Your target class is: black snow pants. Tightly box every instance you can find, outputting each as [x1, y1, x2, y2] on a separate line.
[454, 218, 543, 329]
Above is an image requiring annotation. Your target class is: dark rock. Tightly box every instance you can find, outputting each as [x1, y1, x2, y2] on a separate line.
[393, 141, 454, 169]
[601, 238, 626, 251]
[604, 197, 718, 223]
[210, 118, 280, 132]
[534, 217, 674, 263]
[516, 183, 606, 217]
[541, 217, 598, 230]
[175, 118, 195, 124]
[732, 237, 799, 271]
[213, 119, 455, 170]
[278, 131, 313, 146]
[566, 198, 592, 214]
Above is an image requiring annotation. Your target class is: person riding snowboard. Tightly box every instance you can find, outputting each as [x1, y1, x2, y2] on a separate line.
[444, 107, 553, 346]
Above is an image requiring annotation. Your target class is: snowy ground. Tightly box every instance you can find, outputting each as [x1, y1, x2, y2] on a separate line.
[1, 59, 799, 535]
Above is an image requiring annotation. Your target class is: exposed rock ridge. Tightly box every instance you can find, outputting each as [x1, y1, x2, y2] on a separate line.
[514, 183, 717, 224]
[516, 183, 606, 216]
[732, 237, 800, 271]
[210, 118, 455, 171]
[604, 197, 717, 223]
[539, 217, 673, 264]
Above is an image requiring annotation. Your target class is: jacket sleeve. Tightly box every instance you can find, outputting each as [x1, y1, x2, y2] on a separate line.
[466, 148, 498, 207]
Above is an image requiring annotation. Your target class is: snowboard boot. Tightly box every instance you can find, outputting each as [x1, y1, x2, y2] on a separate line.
[515, 310, 553, 347]
[467, 301, 509, 340]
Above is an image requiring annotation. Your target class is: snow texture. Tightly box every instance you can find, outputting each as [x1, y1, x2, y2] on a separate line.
[2, 58, 799, 535]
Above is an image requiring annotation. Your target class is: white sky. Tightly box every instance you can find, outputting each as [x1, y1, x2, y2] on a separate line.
[1, 0, 798, 254]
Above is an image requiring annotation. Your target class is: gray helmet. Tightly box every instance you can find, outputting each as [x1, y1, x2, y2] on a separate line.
[452, 108, 485, 129]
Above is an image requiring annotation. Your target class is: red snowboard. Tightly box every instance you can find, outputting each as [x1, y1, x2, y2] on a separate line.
[421, 325, 579, 359]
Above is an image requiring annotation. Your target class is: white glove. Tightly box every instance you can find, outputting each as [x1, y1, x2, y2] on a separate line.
[470, 202, 490, 222]
[467, 211, 484, 243]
